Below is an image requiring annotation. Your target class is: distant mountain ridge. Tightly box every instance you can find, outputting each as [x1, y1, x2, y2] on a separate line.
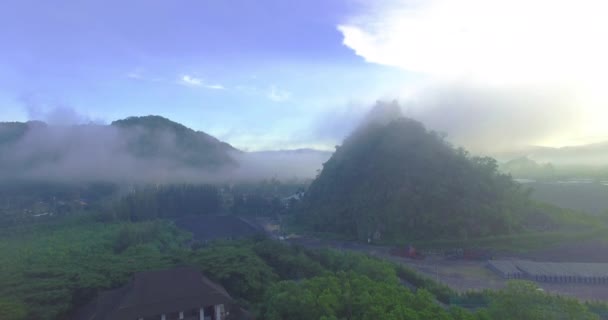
[0, 116, 331, 183]
[249, 148, 332, 157]
[0, 115, 238, 182]
[495, 141, 608, 166]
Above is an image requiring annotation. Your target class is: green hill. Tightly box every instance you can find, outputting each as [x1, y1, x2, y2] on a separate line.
[298, 112, 533, 242]
[111, 115, 237, 168]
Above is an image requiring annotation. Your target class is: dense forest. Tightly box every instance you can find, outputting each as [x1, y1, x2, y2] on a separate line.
[0, 216, 603, 320]
[298, 114, 541, 242]
[0, 178, 308, 227]
[105, 180, 306, 221]
[0, 182, 117, 226]
[107, 184, 222, 221]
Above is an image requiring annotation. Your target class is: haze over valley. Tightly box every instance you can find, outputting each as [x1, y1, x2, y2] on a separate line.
[2, 1, 608, 319]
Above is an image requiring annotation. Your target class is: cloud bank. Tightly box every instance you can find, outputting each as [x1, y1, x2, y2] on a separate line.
[180, 75, 225, 90]
[339, 0, 608, 85]
[21, 95, 101, 126]
[337, 0, 608, 150]
[402, 84, 582, 153]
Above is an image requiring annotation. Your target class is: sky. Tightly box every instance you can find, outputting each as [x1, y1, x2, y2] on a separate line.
[1, 0, 608, 152]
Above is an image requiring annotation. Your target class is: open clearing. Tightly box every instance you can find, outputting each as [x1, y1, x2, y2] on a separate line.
[288, 236, 608, 301]
[389, 255, 608, 301]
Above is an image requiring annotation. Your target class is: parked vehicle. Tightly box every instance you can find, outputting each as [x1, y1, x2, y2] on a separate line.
[390, 244, 425, 259]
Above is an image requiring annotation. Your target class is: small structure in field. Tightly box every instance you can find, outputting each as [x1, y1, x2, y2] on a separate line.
[488, 260, 608, 284]
[486, 260, 525, 279]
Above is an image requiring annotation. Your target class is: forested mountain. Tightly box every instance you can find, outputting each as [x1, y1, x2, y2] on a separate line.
[298, 111, 534, 242]
[0, 116, 237, 182]
[112, 115, 237, 168]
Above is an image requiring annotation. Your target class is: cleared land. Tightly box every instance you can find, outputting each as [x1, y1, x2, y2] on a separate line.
[388, 255, 608, 301]
[286, 236, 608, 302]
[489, 259, 608, 283]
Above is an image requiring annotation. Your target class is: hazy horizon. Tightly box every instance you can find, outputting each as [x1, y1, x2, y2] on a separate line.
[2, 0, 608, 153]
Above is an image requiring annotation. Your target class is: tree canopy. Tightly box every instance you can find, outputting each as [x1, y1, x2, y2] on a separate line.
[0, 217, 603, 320]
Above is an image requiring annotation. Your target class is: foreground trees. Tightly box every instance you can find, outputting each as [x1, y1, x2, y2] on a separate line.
[0, 217, 603, 320]
[262, 272, 454, 320]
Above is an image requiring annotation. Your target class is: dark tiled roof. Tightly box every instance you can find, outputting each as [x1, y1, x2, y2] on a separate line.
[175, 215, 261, 241]
[73, 267, 233, 320]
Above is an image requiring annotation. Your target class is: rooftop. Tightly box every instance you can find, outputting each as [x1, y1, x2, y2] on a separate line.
[72, 267, 233, 320]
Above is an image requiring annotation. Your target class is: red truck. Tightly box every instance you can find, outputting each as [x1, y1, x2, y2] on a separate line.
[390, 244, 425, 259]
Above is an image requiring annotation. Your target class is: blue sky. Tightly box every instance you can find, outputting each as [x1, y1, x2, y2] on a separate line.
[2, 0, 607, 151]
[0, 0, 413, 150]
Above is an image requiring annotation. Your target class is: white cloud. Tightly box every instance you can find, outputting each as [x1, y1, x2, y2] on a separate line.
[337, 0, 608, 149]
[126, 70, 162, 82]
[180, 75, 224, 90]
[181, 75, 204, 86]
[338, 0, 608, 86]
[204, 84, 225, 90]
[267, 85, 291, 102]
[126, 72, 144, 80]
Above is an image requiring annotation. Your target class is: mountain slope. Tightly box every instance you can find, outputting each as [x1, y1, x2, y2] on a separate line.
[298, 115, 532, 241]
[111, 115, 237, 168]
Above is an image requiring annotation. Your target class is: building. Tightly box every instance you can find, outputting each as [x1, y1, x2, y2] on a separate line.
[72, 267, 247, 320]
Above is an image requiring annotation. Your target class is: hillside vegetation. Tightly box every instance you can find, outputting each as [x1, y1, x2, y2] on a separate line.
[0, 217, 466, 319]
[298, 113, 541, 242]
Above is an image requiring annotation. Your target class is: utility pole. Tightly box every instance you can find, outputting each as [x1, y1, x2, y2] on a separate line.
[436, 262, 439, 283]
